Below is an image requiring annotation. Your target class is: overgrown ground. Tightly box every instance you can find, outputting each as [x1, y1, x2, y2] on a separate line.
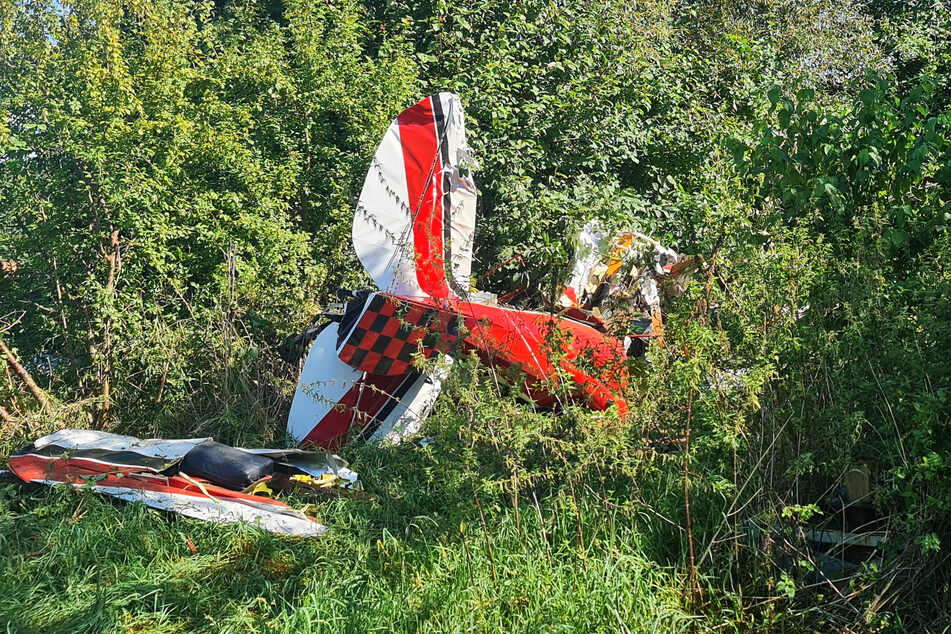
[2, 0, 951, 631]
[0, 375, 818, 633]
[0, 437, 701, 633]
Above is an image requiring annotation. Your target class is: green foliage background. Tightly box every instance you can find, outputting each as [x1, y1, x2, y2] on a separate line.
[0, 0, 949, 631]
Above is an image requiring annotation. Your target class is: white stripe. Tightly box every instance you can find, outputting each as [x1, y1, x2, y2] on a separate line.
[35, 480, 327, 537]
[33, 430, 207, 461]
[287, 322, 363, 443]
[352, 115, 427, 297]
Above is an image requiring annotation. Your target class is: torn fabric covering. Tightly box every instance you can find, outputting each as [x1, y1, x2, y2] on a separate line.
[563, 220, 607, 308]
[29, 429, 208, 472]
[560, 223, 696, 348]
[6, 429, 362, 537]
[10, 456, 326, 537]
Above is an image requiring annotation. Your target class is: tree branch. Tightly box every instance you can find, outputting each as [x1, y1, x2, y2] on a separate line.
[0, 337, 51, 411]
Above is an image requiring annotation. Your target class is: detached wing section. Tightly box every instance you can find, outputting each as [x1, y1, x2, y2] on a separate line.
[352, 93, 477, 299]
[8, 430, 329, 537]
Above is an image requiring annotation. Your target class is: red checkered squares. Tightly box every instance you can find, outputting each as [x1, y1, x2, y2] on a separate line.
[337, 294, 454, 375]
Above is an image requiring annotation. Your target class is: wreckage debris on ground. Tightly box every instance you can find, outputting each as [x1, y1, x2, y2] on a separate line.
[7, 429, 358, 537]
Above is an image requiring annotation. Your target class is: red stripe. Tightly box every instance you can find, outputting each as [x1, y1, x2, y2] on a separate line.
[8, 455, 295, 509]
[301, 382, 363, 449]
[397, 96, 449, 298]
[301, 373, 410, 449]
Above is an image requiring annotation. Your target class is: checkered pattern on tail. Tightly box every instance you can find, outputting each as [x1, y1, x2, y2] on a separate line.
[336, 294, 453, 375]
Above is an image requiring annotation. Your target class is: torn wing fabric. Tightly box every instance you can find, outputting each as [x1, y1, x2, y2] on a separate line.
[562, 220, 606, 307]
[26, 430, 209, 472]
[352, 93, 476, 299]
[25, 429, 357, 486]
[5, 429, 369, 537]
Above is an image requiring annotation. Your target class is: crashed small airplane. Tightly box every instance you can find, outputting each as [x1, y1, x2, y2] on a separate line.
[286, 93, 633, 449]
[286, 93, 691, 449]
[5, 94, 691, 537]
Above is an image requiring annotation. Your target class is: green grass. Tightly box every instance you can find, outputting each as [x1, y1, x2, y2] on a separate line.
[0, 374, 901, 633]
[0, 373, 881, 633]
[0, 452, 699, 634]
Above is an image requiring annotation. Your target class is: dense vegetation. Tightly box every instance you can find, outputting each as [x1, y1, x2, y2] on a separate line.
[1, 0, 949, 631]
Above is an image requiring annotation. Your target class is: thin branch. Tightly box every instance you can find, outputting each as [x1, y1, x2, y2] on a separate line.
[0, 337, 51, 411]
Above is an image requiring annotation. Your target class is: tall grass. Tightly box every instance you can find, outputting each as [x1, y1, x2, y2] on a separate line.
[0, 459, 699, 633]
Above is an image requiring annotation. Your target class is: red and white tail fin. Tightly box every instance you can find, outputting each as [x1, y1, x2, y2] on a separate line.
[352, 93, 476, 299]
